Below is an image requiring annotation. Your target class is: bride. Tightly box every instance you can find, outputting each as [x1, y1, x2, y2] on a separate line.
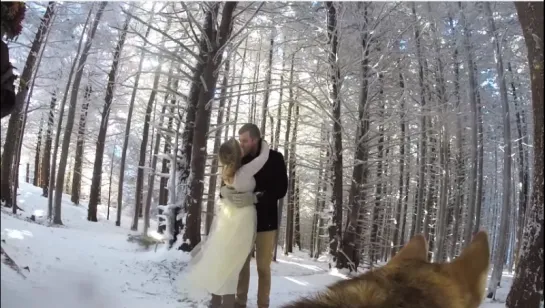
[183, 138, 269, 307]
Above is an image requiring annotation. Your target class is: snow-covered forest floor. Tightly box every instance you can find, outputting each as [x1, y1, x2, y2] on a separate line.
[1, 182, 512, 308]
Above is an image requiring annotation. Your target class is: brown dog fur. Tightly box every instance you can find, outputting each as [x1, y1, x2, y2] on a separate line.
[283, 231, 490, 308]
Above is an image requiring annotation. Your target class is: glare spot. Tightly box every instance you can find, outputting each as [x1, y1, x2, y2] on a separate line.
[4, 229, 33, 240]
[284, 277, 309, 286]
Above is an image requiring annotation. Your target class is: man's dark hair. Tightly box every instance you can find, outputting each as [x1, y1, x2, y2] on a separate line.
[238, 123, 261, 139]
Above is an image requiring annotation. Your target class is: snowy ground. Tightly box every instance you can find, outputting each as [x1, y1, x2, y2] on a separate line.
[1, 182, 511, 308]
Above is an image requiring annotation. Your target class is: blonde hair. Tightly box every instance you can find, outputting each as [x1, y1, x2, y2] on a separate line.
[219, 138, 242, 185]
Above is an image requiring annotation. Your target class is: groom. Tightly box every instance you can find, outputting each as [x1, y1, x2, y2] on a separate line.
[222, 123, 288, 308]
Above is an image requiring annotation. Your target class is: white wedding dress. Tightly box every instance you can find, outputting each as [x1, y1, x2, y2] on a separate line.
[183, 141, 270, 296]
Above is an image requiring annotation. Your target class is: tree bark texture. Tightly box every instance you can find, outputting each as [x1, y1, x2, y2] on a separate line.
[506, 3, 544, 307]
[0, 2, 56, 206]
[54, 2, 107, 225]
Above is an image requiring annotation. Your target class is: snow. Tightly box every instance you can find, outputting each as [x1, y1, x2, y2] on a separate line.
[1, 181, 511, 308]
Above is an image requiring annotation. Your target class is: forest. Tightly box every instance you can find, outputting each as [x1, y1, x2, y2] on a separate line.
[0, 1, 543, 307]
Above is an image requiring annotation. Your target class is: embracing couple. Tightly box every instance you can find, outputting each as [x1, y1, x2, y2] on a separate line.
[185, 123, 288, 308]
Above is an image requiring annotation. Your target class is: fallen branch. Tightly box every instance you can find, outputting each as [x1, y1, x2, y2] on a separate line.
[0, 243, 28, 279]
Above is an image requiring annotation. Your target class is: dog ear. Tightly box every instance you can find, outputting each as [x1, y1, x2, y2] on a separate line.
[448, 231, 490, 306]
[389, 234, 428, 264]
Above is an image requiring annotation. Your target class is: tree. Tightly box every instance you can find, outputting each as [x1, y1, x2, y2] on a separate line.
[230, 37, 249, 138]
[341, 1, 370, 270]
[13, 30, 52, 212]
[506, 2, 544, 307]
[116, 4, 155, 227]
[410, 2, 428, 238]
[0, 1, 56, 207]
[325, 1, 344, 268]
[370, 68, 386, 264]
[282, 53, 296, 255]
[460, 2, 479, 248]
[173, 6, 215, 247]
[41, 92, 57, 199]
[392, 58, 406, 257]
[47, 3, 94, 220]
[70, 85, 91, 205]
[53, 1, 107, 225]
[33, 116, 44, 186]
[205, 58, 230, 235]
[144, 56, 179, 236]
[132, 48, 163, 230]
[448, 12, 465, 259]
[484, 1, 513, 298]
[88, 10, 130, 222]
[249, 37, 262, 123]
[158, 69, 179, 233]
[428, 2, 449, 261]
[260, 31, 274, 134]
[287, 95, 300, 251]
[184, 2, 238, 250]
[507, 61, 531, 270]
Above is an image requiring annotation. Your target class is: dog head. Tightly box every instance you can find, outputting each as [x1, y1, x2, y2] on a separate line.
[284, 231, 490, 308]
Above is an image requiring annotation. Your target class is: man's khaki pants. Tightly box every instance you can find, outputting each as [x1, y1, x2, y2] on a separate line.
[235, 230, 276, 308]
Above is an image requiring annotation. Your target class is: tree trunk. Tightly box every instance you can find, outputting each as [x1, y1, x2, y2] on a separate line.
[392, 60, 405, 257]
[506, 3, 544, 306]
[460, 2, 479, 248]
[399, 135, 411, 249]
[152, 57, 176, 234]
[41, 93, 57, 200]
[70, 85, 91, 205]
[272, 53, 287, 260]
[87, 10, 129, 223]
[371, 70, 386, 265]
[13, 45, 50, 212]
[205, 58, 230, 235]
[310, 123, 326, 258]
[13, 11, 54, 209]
[282, 54, 296, 255]
[117, 6, 155, 227]
[260, 33, 274, 134]
[144, 63, 173, 235]
[158, 72, 178, 233]
[341, 1, 369, 270]
[273, 55, 285, 151]
[25, 163, 29, 183]
[184, 2, 238, 251]
[132, 48, 162, 230]
[249, 37, 262, 124]
[507, 62, 530, 271]
[410, 2, 427, 238]
[428, 3, 449, 261]
[64, 159, 72, 194]
[325, 2, 343, 268]
[0, 2, 56, 206]
[174, 9, 217, 248]
[484, 1, 513, 298]
[48, 4, 94, 222]
[33, 116, 44, 186]
[107, 146, 115, 221]
[448, 13, 464, 259]
[289, 100, 300, 250]
[231, 37, 249, 138]
[223, 54, 236, 142]
[294, 173, 301, 249]
[53, 2, 107, 225]
[474, 61, 484, 233]
[422, 61, 437, 249]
